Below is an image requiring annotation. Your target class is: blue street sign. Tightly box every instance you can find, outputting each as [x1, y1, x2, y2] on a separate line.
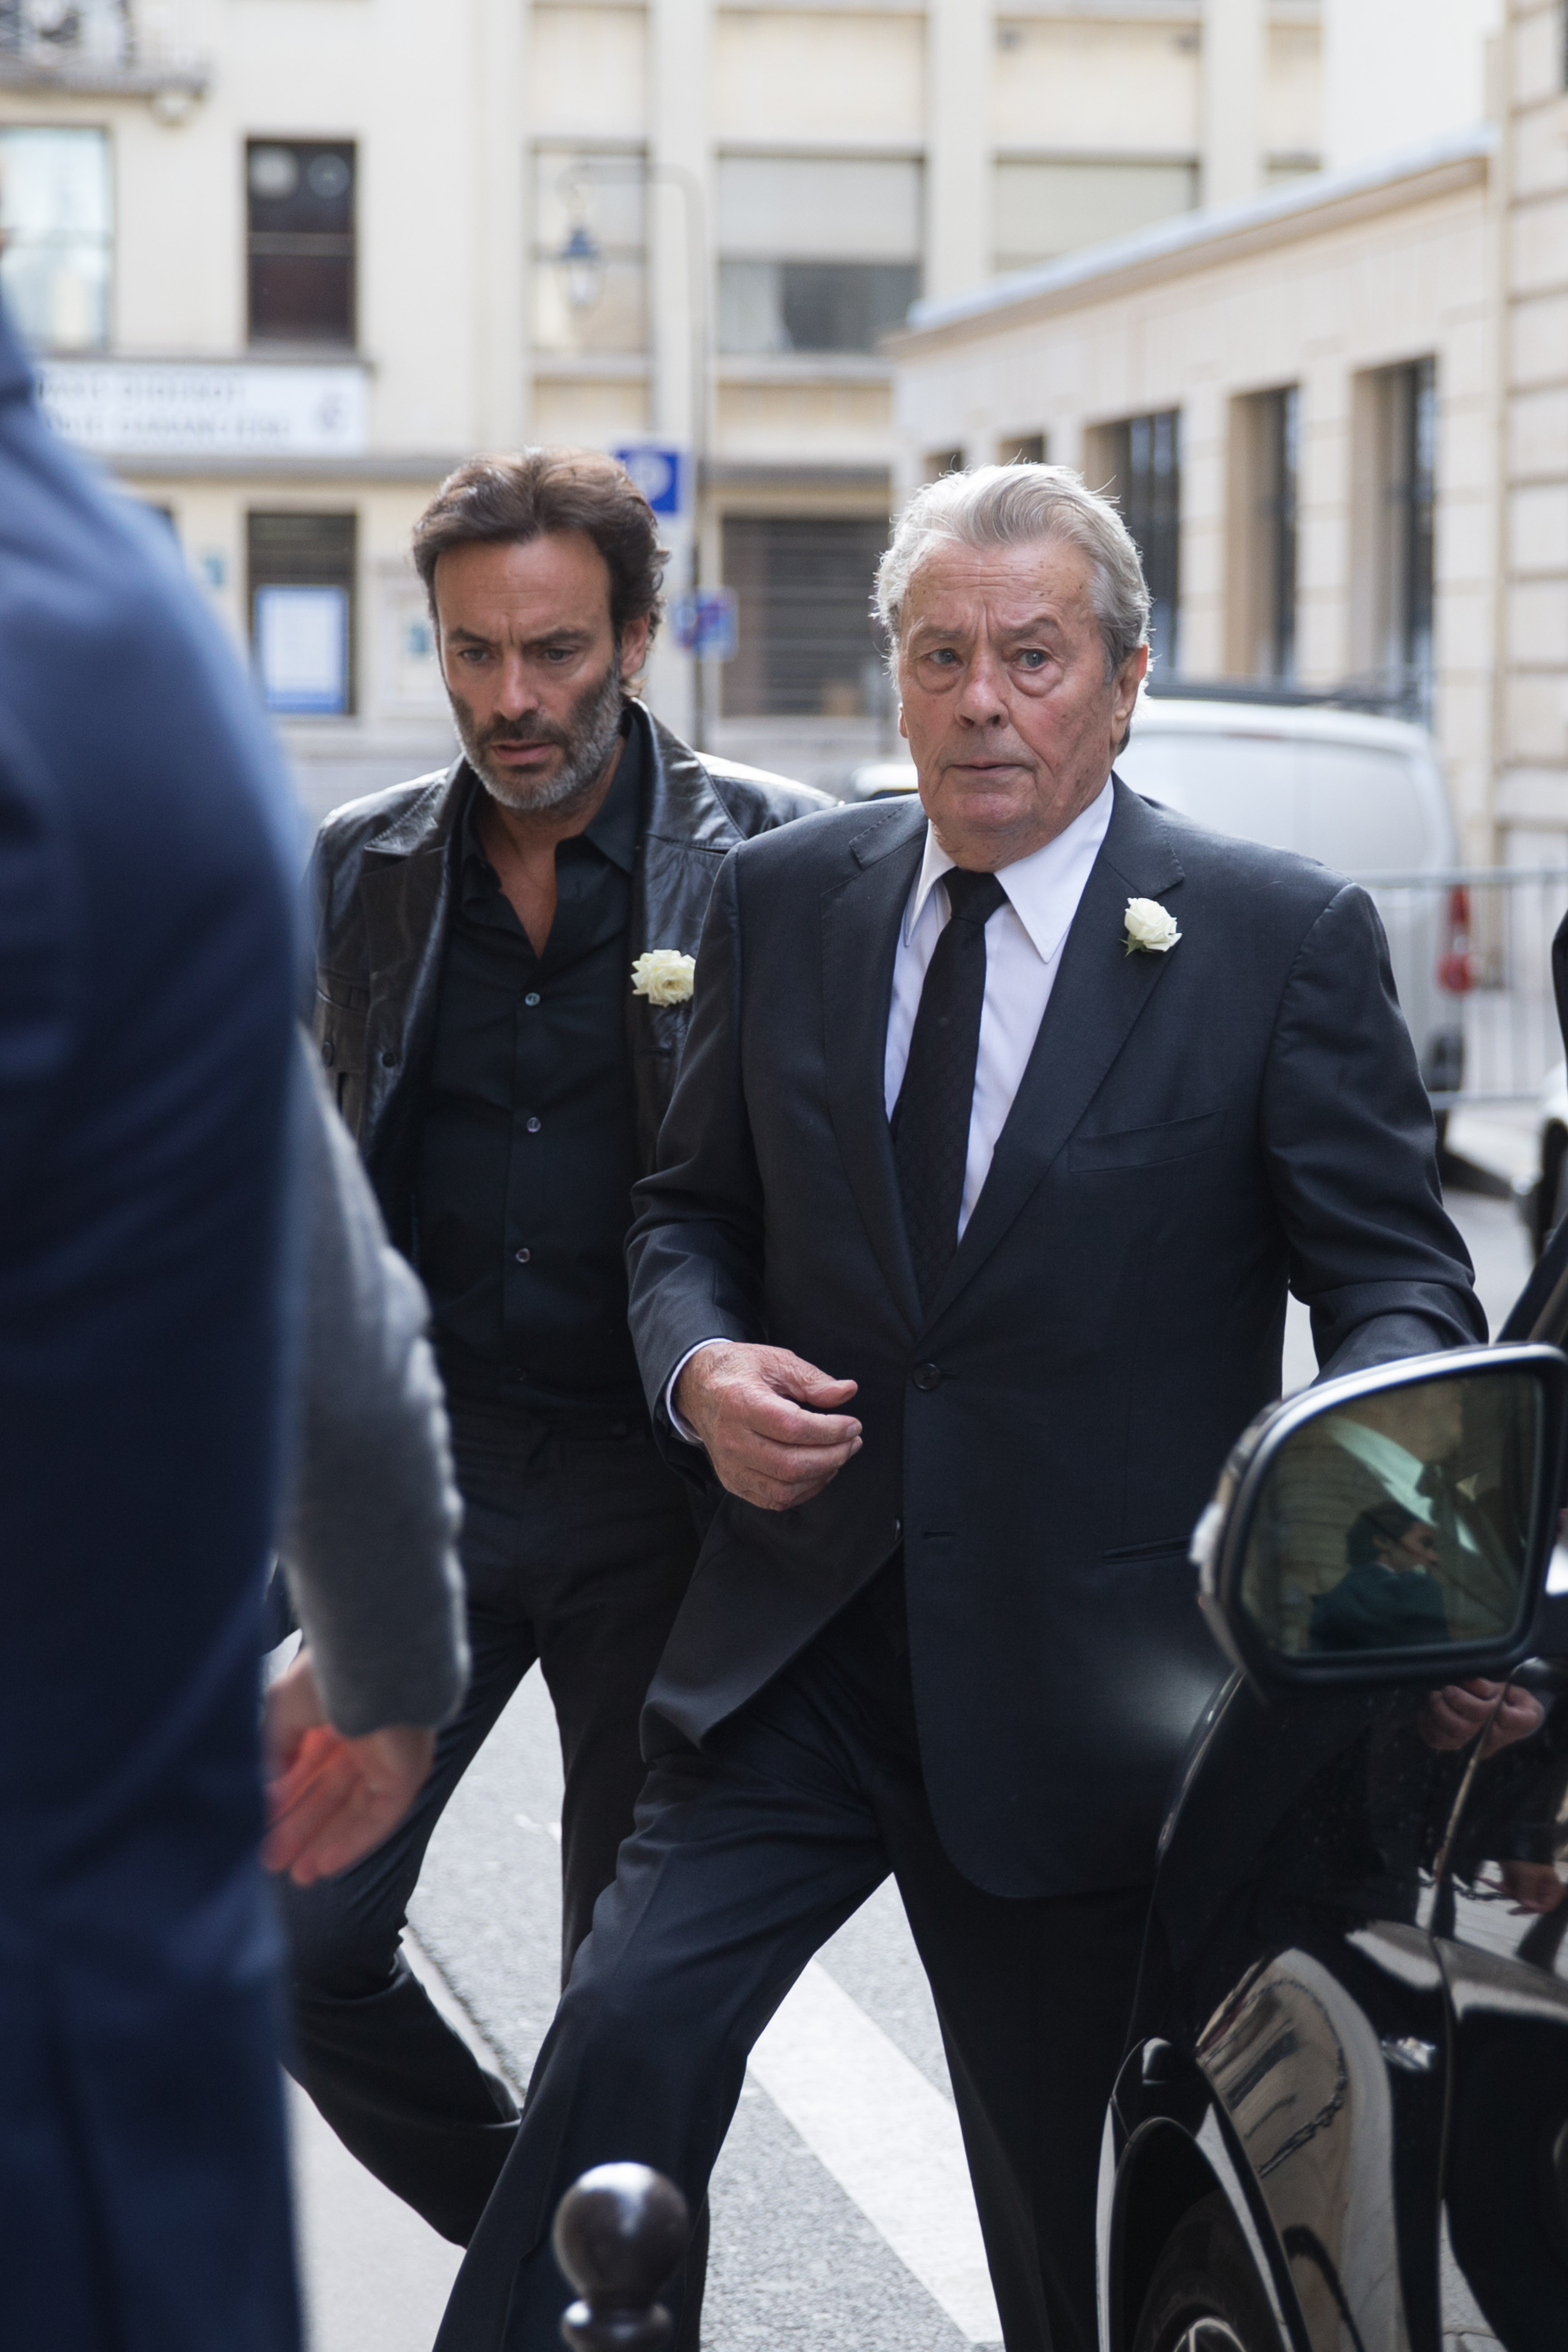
[613, 444, 686, 515]
[673, 588, 738, 662]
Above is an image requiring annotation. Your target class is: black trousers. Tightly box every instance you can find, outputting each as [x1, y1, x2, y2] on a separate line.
[279, 1399, 699, 2246]
[433, 1563, 1151, 2352]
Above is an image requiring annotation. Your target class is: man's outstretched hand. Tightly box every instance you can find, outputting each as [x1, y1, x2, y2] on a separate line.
[263, 1648, 435, 1886]
[675, 1342, 861, 1511]
[1418, 1677, 1544, 1758]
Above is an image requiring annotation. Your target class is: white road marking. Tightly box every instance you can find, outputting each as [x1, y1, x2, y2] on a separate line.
[748, 1959, 1004, 2346]
[514, 1811, 563, 1843]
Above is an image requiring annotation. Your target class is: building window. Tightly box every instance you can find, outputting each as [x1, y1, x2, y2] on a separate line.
[1097, 411, 1181, 673]
[924, 448, 964, 480]
[1226, 386, 1299, 680]
[992, 158, 1197, 275]
[721, 516, 889, 719]
[247, 141, 356, 346]
[532, 146, 647, 357]
[718, 156, 921, 356]
[249, 512, 356, 716]
[0, 126, 112, 351]
[1352, 358, 1436, 717]
[1002, 433, 1047, 465]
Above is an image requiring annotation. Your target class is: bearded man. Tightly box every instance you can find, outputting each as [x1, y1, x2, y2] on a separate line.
[282, 450, 823, 2249]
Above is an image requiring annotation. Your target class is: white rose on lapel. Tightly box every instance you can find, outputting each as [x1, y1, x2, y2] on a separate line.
[1122, 897, 1181, 956]
[631, 948, 696, 1005]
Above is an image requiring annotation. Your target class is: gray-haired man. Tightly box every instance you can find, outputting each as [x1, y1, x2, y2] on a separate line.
[436, 466, 1480, 2352]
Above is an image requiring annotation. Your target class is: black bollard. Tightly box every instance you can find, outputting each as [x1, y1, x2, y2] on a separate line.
[553, 2162, 691, 2352]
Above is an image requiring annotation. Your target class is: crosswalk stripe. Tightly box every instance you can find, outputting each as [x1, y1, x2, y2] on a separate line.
[748, 1959, 1004, 2346]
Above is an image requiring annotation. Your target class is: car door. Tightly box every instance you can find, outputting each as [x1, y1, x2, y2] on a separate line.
[1109, 1342, 1568, 2352]
[1133, 1672, 1460, 2352]
[1426, 1650, 1568, 2347]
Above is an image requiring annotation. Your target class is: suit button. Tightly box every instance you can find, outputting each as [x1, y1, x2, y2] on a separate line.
[381, 1049, 398, 1067]
[912, 1363, 941, 1392]
[320, 1038, 335, 1067]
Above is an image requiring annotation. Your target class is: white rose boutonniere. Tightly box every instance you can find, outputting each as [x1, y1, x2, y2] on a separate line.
[1122, 897, 1181, 957]
[631, 948, 696, 1005]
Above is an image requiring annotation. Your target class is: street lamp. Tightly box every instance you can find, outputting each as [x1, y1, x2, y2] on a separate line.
[559, 220, 604, 314]
[555, 160, 713, 748]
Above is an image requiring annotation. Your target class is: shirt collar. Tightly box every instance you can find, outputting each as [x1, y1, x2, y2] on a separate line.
[583, 714, 642, 874]
[1329, 1420, 1435, 1521]
[903, 774, 1115, 961]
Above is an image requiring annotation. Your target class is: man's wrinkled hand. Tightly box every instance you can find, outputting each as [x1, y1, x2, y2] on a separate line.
[1418, 1677, 1545, 1757]
[675, 1341, 861, 1511]
[1488, 1857, 1567, 1916]
[262, 1648, 436, 1886]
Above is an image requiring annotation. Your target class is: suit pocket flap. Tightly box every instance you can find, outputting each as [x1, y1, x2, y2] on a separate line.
[317, 967, 369, 1014]
[1069, 1108, 1225, 1172]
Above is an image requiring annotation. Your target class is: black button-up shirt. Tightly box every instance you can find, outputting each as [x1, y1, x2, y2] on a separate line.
[414, 725, 645, 1426]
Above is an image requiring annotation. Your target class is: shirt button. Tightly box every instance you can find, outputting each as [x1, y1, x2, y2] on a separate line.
[526, 1115, 542, 1134]
[912, 1363, 941, 1392]
[515, 1247, 531, 1264]
[524, 992, 541, 1007]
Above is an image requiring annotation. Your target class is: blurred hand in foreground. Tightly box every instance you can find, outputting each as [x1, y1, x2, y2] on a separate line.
[263, 1648, 435, 1886]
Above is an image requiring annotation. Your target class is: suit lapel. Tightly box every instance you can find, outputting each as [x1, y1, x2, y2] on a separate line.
[821, 800, 926, 1332]
[923, 780, 1186, 1323]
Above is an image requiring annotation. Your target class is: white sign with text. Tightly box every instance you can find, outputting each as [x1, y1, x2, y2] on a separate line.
[36, 361, 369, 457]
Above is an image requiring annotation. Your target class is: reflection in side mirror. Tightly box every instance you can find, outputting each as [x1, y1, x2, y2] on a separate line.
[1197, 1346, 1568, 1690]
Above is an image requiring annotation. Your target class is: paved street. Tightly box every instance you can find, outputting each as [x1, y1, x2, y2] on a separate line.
[289, 1173, 1537, 2352]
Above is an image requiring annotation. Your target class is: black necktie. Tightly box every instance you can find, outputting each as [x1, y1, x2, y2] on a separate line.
[892, 866, 1008, 1307]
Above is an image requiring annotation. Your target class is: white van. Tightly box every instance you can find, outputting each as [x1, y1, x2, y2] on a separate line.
[847, 696, 1467, 1096]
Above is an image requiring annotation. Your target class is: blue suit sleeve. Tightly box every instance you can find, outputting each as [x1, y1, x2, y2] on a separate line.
[0, 718, 74, 1200]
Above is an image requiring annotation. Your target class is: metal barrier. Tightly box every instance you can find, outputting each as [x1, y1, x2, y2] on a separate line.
[1357, 867, 1568, 1110]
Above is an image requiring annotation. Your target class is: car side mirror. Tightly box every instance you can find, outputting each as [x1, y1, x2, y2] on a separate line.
[1193, 1345, 1568, 1689]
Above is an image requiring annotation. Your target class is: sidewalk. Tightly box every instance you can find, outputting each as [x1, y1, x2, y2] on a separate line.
[289, 1934, 504, 2351]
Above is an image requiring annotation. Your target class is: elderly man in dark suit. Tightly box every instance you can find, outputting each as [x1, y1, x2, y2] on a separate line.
[436, 462, 1483, 2352]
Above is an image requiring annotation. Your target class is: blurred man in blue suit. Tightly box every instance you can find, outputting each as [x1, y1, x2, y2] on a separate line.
[0, 288, 350, 2348]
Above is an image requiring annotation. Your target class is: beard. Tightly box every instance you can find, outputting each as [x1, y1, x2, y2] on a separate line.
[452, 656, 627, 816]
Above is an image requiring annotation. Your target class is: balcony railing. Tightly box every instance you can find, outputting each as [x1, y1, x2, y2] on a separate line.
[0, 2, 206, 102]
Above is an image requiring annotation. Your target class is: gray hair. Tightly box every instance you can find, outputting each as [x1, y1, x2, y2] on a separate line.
[874, 462, 1152, 688]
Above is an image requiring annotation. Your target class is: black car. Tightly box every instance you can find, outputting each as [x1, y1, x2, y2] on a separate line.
[1101, 1251, 1568, 2352]
[549, 1258, 1568, 2352]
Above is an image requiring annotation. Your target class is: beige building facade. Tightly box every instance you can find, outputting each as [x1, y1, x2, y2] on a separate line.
[0, 0, 1327, 805]
[889, 0, 1568, 870]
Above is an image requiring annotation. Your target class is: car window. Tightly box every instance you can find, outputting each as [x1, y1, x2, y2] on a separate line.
[1295, 745, 1436, 872]
[1116, 730, 1299, 853]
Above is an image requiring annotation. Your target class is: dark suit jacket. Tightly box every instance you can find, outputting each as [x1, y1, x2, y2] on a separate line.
[625, 782, 1485, 1899]
[0, 301, 300, 2343]
[305, 702, 826, 1256]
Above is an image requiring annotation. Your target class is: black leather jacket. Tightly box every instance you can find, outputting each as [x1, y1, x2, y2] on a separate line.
[307, 701, 828, 1255]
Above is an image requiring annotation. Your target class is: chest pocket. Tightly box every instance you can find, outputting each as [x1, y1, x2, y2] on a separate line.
[1068, 1107, 1225, 1172]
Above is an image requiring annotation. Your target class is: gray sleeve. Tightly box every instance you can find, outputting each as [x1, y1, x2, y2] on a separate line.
[1316, 1310, 1457, 1383]
[277, 1040, 469, 1736]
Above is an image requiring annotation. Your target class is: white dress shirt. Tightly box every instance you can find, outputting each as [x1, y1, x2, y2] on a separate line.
[665, 777, 1115, 1435]
[886, 777, 1114, 1237]
[1329, 1417, 1485, 1575]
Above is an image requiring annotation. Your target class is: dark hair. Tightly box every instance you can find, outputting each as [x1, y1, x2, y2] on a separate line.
[1347, 1502, 1421, 1569]
[412, 448, 668, 644]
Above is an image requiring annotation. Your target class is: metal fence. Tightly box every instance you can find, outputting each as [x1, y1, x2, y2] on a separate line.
[1357, 867, 1568, 1110]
